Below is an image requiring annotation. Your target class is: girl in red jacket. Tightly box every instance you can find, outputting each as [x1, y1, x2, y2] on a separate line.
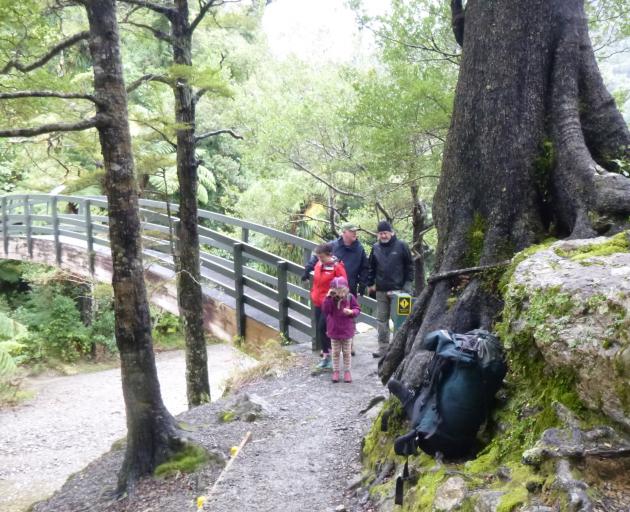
[310, 243, 347, 369]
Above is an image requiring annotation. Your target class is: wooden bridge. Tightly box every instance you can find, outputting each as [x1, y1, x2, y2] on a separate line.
[0, 194, 377, 346]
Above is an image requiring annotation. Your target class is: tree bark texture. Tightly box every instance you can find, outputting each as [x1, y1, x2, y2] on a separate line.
[171, 0, 211, 407]
[410, 184, 428, 294]
[379, 0, 630, 387]
[83, 0, 182, 491]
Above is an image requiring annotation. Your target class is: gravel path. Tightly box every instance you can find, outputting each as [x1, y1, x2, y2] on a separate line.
[27, 330, 386, 512]
[0, 344, 257, 512]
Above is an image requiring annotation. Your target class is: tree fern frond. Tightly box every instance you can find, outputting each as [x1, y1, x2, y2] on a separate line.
[0, 343, 17, 378]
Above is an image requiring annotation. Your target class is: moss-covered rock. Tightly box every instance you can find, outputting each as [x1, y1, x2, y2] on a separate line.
[360, 233, 630, 511]
[507, 233, 630, 428]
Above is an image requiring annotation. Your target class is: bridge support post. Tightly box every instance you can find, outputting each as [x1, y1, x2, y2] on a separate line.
[241, 227, 249, 244]
[24, 195, 32, 258]
[2, 196, 7, 255]
[277, 261, 289, 340]
[233, 242, 246, 339]
[84, 199, 95, 275]
[51, 196, 61, 265]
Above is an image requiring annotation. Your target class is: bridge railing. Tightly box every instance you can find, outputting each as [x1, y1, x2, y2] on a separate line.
[0, 194, 377, 345]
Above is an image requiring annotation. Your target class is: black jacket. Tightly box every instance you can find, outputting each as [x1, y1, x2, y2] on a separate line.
[302, 238, 369, 294]
[367, 235, 414, 292]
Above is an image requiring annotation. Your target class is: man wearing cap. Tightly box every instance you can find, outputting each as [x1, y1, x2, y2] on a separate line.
[302, 222, 369, 298]
[367, 220, 414, 358]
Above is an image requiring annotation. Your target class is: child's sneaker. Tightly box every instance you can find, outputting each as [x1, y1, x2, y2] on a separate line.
[331, 371, 340, 383]
[344, 371, 352, 383]
[317, 354, 332, 369]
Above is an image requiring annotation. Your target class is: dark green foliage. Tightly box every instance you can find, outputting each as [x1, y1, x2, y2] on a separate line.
[151, 309, 185, 350]
[17, 291, 91, 362]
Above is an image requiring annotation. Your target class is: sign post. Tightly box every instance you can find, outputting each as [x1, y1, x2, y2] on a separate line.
[390, 292, 413, 332]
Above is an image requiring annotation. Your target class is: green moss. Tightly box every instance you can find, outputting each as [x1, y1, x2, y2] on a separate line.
[218, 410, 236, 422]
[498, 239, 557, 294]
[154, 443, 209, 478]
[496, 485, 529, 512]
[446, 296, 458, 310]
[410, 467, 446, 511]
[554, 231, 630, 261]
[362, 399, 408, 471]
[463, 213, 487, 267]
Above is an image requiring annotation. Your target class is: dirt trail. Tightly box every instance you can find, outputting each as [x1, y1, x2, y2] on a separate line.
[0, 344, 256, 512]
[28, 330, 386, 512]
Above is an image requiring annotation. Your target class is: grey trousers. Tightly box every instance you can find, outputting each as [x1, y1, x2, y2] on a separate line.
[375, 291, 392, 353]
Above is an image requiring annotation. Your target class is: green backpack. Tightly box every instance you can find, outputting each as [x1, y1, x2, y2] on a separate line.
[389, 329, 507, 458]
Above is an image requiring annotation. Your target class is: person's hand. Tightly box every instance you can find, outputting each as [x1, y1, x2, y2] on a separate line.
[368, 285, 376, 294]
[343, 308, 353, 316]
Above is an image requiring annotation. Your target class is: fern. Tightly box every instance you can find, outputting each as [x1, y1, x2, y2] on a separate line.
[0, 342, 17, 378]
[0, 311, 26, 341]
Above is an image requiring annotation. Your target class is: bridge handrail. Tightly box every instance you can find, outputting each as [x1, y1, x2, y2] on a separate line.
[1, 193, 317, 256]
[0, 193, 377, 344]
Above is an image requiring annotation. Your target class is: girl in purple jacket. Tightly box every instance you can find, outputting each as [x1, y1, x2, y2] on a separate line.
[322, 276, 361, 383]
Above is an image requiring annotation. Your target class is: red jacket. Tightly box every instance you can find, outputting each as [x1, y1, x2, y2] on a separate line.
[310, 259, 347, 307]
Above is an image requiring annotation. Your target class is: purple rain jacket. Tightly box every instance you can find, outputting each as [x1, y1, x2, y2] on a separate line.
[322, 293, 361, 340]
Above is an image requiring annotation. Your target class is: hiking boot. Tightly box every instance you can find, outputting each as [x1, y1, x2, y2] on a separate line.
[331, 371, 340, 383]
[344, 371, 352, 383]
[317, 353, 331, 368]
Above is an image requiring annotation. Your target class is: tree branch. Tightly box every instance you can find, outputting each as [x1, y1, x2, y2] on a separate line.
[126, 73, 173, 93]
[289, 158, 364, 199]
[375, 200, 392, 222]
[195, 128, 243, 142]
[451, 0, 465, 47]
[121, 20, 174, 43]
[190, 0, 219, 34]
[427, 261, 511, 284]
[0, 116, 100, 138]
[1, 31, 90, 74]
[189, 0, 242, 34]
[117, 0, 176, 19]
[133, 119, 177, 149]
[0, 90, 99, 104]
[193, 87, 208, 105]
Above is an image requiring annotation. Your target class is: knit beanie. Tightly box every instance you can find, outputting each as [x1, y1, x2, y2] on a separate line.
[377, 220, 393, 232]
[330, 276, 349, 289]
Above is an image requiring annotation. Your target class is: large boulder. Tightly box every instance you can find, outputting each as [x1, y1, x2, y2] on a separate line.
[506, 233, 630, 429]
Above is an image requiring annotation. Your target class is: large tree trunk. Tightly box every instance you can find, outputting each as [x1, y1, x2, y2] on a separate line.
[84, 0, 183, 491]
[172, 0, 211, 407]
[379, 0, 630, 387]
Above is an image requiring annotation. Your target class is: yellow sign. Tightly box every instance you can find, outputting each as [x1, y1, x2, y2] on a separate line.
[397, 296, 412, 316]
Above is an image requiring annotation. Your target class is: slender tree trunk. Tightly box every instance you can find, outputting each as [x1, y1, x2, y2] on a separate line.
[379, 0, 630, 387]
[171, 0, 211, 407]
[83, 0, 183, 491]
[410, 184, 427, 295]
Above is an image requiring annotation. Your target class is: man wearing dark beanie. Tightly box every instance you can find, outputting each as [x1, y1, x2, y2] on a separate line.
[367, 220, 414, 358]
